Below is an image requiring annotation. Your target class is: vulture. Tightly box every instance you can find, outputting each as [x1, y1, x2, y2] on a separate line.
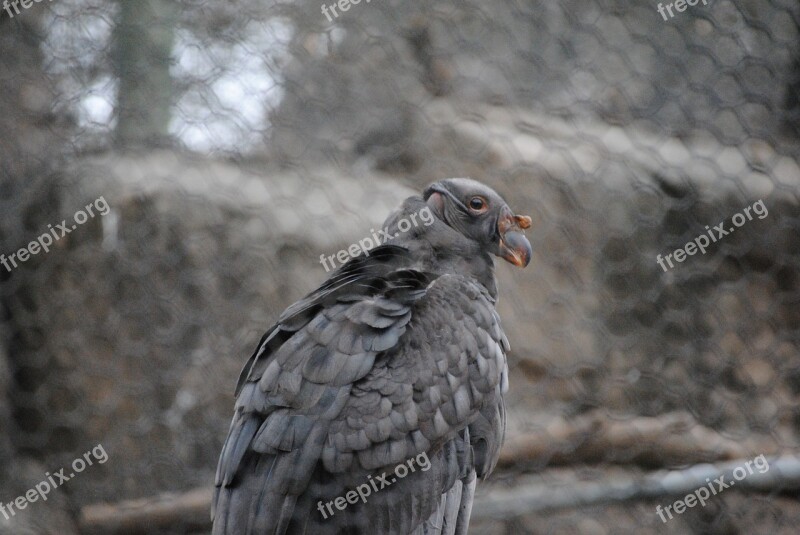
[212, 178, 532, 535]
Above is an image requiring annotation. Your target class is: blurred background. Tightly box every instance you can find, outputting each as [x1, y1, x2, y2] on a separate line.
[1, 0, 799, 533]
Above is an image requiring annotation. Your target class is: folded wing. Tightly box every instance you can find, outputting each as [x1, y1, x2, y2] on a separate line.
[212, 246, 509, 535]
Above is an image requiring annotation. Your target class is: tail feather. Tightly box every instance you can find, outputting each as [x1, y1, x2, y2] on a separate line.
[422, 492, 446, 535]
[441, 480, 464, 535]
[276, 495, 298, 534]
[454, 471, 476, 535]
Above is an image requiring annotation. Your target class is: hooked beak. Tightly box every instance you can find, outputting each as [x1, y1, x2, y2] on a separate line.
[497, 210, 532, 268]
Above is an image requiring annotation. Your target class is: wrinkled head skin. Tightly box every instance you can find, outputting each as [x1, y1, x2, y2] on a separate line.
[423, 178, 532, 267]
[377, 177, 532, 300]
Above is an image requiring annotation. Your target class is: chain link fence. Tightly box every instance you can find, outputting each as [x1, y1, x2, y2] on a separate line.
[0, 0, 799, 533]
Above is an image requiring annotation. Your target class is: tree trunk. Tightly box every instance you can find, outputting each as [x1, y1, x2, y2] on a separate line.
[112, 0, 177, 148]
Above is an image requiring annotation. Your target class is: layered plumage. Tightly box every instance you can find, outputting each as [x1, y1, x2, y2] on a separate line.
[212, 178, 532, 535]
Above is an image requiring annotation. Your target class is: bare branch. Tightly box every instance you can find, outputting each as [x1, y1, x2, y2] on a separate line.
[75, 413, 788, 533]
[499, 411, 773, 468]
[78, 486, 213, 535]
[473, 455, 800, 519]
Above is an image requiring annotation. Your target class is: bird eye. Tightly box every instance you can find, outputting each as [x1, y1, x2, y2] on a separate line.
[469, 197, 487, 213]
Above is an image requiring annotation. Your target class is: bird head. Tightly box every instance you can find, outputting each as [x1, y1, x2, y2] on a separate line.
[423, 178, 532, 268]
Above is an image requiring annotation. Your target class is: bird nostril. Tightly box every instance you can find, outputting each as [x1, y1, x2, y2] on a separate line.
[498, 211, 531, 234]
[515, 215, 532, 230]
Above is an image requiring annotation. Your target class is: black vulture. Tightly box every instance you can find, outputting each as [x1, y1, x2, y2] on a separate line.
[212, 178, 532, 535]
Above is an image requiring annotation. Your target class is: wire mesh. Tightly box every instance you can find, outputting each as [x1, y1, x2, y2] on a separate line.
[0, 0, 799, 533]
